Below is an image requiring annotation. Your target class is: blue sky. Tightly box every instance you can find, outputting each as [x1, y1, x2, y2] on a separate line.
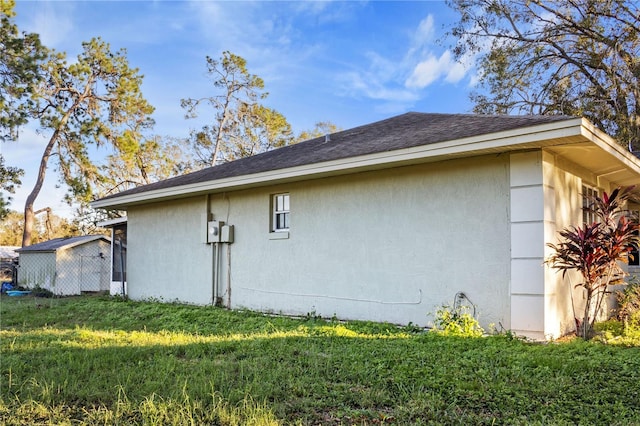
[3, 1, 477, 218]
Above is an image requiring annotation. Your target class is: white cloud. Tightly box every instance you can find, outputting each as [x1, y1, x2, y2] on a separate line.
[406, 52, 447, 89]
[25, 2, 75, 49]
[405, 50, 467, 89]
[338, 71, 418, 103]
[445, 61, 467, 83]
[336, 11, 476, 108]
[402, 11, 479, 90]
[413, 15, 436, 48]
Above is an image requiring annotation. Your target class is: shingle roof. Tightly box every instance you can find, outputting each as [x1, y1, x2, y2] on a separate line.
[97, 112, 575, 202]
[16, 235, 109, 253]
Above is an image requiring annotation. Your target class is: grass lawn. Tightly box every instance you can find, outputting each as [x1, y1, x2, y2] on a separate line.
[1, 295, 640, 425]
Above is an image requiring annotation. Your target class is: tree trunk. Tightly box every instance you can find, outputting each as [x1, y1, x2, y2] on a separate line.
[21, 136, 57, 247]
[21, 97, 77, 247]
[582, 288, 593, 340]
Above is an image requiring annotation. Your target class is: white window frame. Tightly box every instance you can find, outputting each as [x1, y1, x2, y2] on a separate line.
[272, 193, 290, 232]
[582, 184, 599, 225]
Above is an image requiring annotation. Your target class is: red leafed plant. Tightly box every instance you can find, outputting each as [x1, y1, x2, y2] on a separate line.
[546, 186, 640, 339]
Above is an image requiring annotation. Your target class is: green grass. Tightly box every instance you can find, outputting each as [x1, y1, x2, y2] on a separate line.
[2, 295, 640, 425]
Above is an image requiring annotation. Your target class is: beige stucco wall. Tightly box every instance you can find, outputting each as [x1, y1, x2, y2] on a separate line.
[208, 157, 510, 328]
[539, 151, 618, 338]
[127, 197, 214, 304]
[125, 154, 512, 329]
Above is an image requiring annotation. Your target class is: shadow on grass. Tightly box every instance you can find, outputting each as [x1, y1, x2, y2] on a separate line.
[2, 295, 640, 424]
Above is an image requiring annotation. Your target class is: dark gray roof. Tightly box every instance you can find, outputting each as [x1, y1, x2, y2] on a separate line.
[97, 112, 575, 202]
[17, 235, 109, 253]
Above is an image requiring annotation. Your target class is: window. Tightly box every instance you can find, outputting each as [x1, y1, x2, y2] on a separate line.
[630, 210, 639, 266]
[582, 184, 598, 225]
[272, 193, 290, 232]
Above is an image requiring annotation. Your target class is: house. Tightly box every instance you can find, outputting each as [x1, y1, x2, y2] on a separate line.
[16, 235, 111, 295]
[92, 112, 640, 340]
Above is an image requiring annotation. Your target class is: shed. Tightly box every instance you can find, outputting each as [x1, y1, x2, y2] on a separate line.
[16, 235, 111, 295]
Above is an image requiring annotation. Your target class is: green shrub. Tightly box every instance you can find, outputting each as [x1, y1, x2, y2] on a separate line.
[431, 304, 484, 337]
[616, 279, 640, 326]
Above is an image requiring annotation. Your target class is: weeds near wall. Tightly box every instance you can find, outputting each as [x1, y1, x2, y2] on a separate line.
[616, 278, 640, 329]
[431, 304, 484, 337]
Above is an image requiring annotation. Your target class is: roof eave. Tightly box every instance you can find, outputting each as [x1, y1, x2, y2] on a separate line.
[93, 118, 612, 210]
[97, 217, 128, 228]
[543, 118, 640, 193]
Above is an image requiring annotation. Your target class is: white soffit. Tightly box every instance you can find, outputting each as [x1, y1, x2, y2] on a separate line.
[546, 119, 640, 189]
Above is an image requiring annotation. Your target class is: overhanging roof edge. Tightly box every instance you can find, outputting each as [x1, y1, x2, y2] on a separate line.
[92, 118, 587, 210]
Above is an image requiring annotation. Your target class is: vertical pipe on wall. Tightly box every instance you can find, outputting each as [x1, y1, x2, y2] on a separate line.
[213, 242, 220, 305]
[226, 244, 231, 308]
[205, 193, 217, 306]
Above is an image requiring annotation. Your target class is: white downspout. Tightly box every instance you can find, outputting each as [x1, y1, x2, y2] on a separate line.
[213, 241, 220, 305]
[204, 194, 218, 306]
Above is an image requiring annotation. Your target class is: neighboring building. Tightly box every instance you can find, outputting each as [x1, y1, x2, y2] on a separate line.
[0, 246, 19, 284]
[16, 235, 111, 295]
[92, 112, 640, 340]
[0, 246, 19, 262]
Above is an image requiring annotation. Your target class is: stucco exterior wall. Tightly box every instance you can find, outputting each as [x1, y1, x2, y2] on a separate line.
[509, 151, 547, 339]
[541, 151, 618, 338]
[201, 155, 512, 329]
[544, 153, 582, 337]
[127, 197, 214, 304]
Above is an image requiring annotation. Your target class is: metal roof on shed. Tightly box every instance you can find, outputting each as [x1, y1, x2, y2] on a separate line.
[16, 235, 110, 253]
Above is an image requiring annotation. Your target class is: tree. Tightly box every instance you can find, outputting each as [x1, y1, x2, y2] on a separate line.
[99, 135, 194, 195]
[0, 155, 23, 220]
[181, 51, 293, 167]
[447, 0, 640, 150]
[0, 209, 79, 246]
[546, 186, 640, 339]
[0, 0, 46, 217]
[0, 0, 46, 141]
[295, 121, 342, 143]
[21, 37, 154, 247]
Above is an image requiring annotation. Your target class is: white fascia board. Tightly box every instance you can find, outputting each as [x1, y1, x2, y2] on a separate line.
[93, 119, 587, 210]
[579, 118, 640, 174]
[97, 217, 127, 228]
